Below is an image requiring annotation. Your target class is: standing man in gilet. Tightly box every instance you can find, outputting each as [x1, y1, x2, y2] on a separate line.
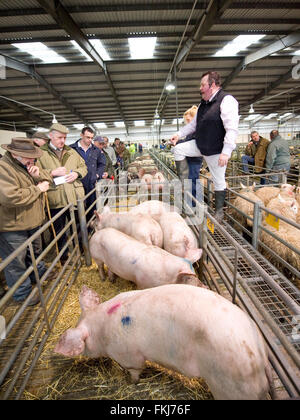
[170, 71, 239, 221]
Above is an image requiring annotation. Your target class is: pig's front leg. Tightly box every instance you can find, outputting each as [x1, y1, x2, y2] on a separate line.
[128, 368, 143, 384]
[107, 269, 116, 283]
[97, 262, 106, 281]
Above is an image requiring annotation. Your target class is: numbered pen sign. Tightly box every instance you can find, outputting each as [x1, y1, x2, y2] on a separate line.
[207, 217, 214, 234]
[265, 213, 280, 230]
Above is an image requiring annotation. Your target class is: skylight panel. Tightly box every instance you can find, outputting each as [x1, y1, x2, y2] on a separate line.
[214, 35, 265, 57]
[73, 124, 84, 130]
[12, 42, 67, 64]
[264, 113, 278, 119]
[172, 118, 184, 125]
[90, 39, 111, 61]
[114, 121, 125, 128]
[134, 120, 145, 127]
[94, 122, 107, 128]
[244, 114, 262, 121]
[128, 37, 157, 59]
[71, 41, 92, 61]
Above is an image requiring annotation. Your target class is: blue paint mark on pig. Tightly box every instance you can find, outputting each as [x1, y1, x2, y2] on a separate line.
[131, 258, 137, 264]
[121, 316, 132, 326]
[182, 258, 195, 273]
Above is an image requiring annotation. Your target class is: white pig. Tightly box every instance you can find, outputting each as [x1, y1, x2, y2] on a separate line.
[94, 206, 163, 247]
[157, 212, 202, 263]
[129, 199, 179, 221]
[89, 227, 202, 287]
[54, 284, 274, 400]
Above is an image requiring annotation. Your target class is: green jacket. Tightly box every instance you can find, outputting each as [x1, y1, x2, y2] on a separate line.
[265, 135, 291, 169]
[0, 152, 52, 231]
[38, 143, 87, 209]
[245, 136, 270, 173]
[103, 150, 114, 178]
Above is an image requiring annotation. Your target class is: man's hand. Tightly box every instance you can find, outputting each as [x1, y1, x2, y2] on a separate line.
[37, 181, 49, 193]
[169, 134, 179, 146]
[218, 153, 229, 167]
[65, 171, 78, 183]
[27, 165, 40, 178]
[51, 166, 67, 177]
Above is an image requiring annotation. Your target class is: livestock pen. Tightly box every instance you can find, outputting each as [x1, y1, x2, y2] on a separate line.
[0, 159, 299, 400]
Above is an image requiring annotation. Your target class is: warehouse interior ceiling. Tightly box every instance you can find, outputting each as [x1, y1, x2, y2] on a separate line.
[0, 0, 300, 136]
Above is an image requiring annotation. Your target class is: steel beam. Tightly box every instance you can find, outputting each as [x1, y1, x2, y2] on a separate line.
[36, 0, 128, 133]
[0, 96, 47, 127]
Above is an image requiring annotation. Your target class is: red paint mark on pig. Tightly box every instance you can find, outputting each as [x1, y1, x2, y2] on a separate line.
[107, 303, 121, 315]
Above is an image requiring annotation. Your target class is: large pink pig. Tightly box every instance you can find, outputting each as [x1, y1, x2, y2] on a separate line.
[157, 212, 202, 263]
[89, 227, 202, 287]
[54, 284, 274, 400]
[129, 199, 179, 221]
[94, 206, 163, 247]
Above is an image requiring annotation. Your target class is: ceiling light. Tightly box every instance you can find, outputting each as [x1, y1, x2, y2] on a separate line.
[34, 127, 48, 132]
[128, 37, 157, 59]
[214, 34, 265, 57]
[134, 120, 145, 127]
[12, 42, 67, 64]
[114, 121, 125, 128]
[249, 104, 255, 114]
[52, 115, 57, 124]
[165, 82, 176, 92]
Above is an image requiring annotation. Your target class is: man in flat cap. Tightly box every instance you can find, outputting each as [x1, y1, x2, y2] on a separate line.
[0, 137, 52, 305]
[31, 131, 49, 147]
[38, 123, 87, 264]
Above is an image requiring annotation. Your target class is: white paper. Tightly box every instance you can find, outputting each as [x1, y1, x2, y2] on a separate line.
[54, 175, 67, 186]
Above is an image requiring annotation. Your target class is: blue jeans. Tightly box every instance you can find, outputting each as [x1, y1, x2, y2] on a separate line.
[267, 165, 290, 184]
[241, 155, 254, 173]
[187, 158, 203, 208]
[0, 227, 46, 302]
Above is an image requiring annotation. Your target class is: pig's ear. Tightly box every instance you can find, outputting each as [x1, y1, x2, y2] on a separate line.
[54, 327, 88, 357]
[184, 248, 202, 263]
[176, 272, 200, 286]
[79, 285, 101, 312]
[94, 210, 101, 221]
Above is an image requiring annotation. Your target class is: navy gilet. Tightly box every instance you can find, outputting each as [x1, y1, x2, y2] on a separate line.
[195, 89, 229, 156]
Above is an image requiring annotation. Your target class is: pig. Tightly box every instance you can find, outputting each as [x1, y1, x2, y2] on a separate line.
[54, 284, 274, 400]
[156, 212, 202, 263]
[94, 206, 163, 247]
[129, 199, 179, 221]
[89, 227, 202, 287]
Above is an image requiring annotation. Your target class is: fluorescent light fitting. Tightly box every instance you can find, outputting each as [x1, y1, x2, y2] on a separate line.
[166, 82, 176, 92]
[12, 42, 67, 63]
[128, 37, 157, 59]
[281, 112, 293, 118]
[34, 127, 48, 132]
[90, 39, 111, 61]
[114, 121, 125, 128]
[293, 49, 300, 55]
[214, 35, 265, 57]
[94, 122, 107, 128]
[134, 120, 145, 127]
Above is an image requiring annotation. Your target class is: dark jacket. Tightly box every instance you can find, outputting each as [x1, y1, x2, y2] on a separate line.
[69, 140, 106, 193]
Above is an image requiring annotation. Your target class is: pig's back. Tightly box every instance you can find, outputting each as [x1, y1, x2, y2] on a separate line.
[113, 285, 269, 399]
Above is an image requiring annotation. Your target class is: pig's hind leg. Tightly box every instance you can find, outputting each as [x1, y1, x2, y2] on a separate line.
[107, 269, 116, 283]
[97, 262, 106, 281]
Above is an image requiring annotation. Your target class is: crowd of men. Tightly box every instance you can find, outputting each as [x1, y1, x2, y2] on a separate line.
[0, 124, 130, 304]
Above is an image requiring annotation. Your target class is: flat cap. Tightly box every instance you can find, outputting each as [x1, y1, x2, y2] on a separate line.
[94, 136, 105, 143]
[31, 131, 49, 141]
[50, 123, 69, 134]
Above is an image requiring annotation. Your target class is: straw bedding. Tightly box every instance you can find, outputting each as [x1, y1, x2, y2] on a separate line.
[23, 262, 213, 400]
